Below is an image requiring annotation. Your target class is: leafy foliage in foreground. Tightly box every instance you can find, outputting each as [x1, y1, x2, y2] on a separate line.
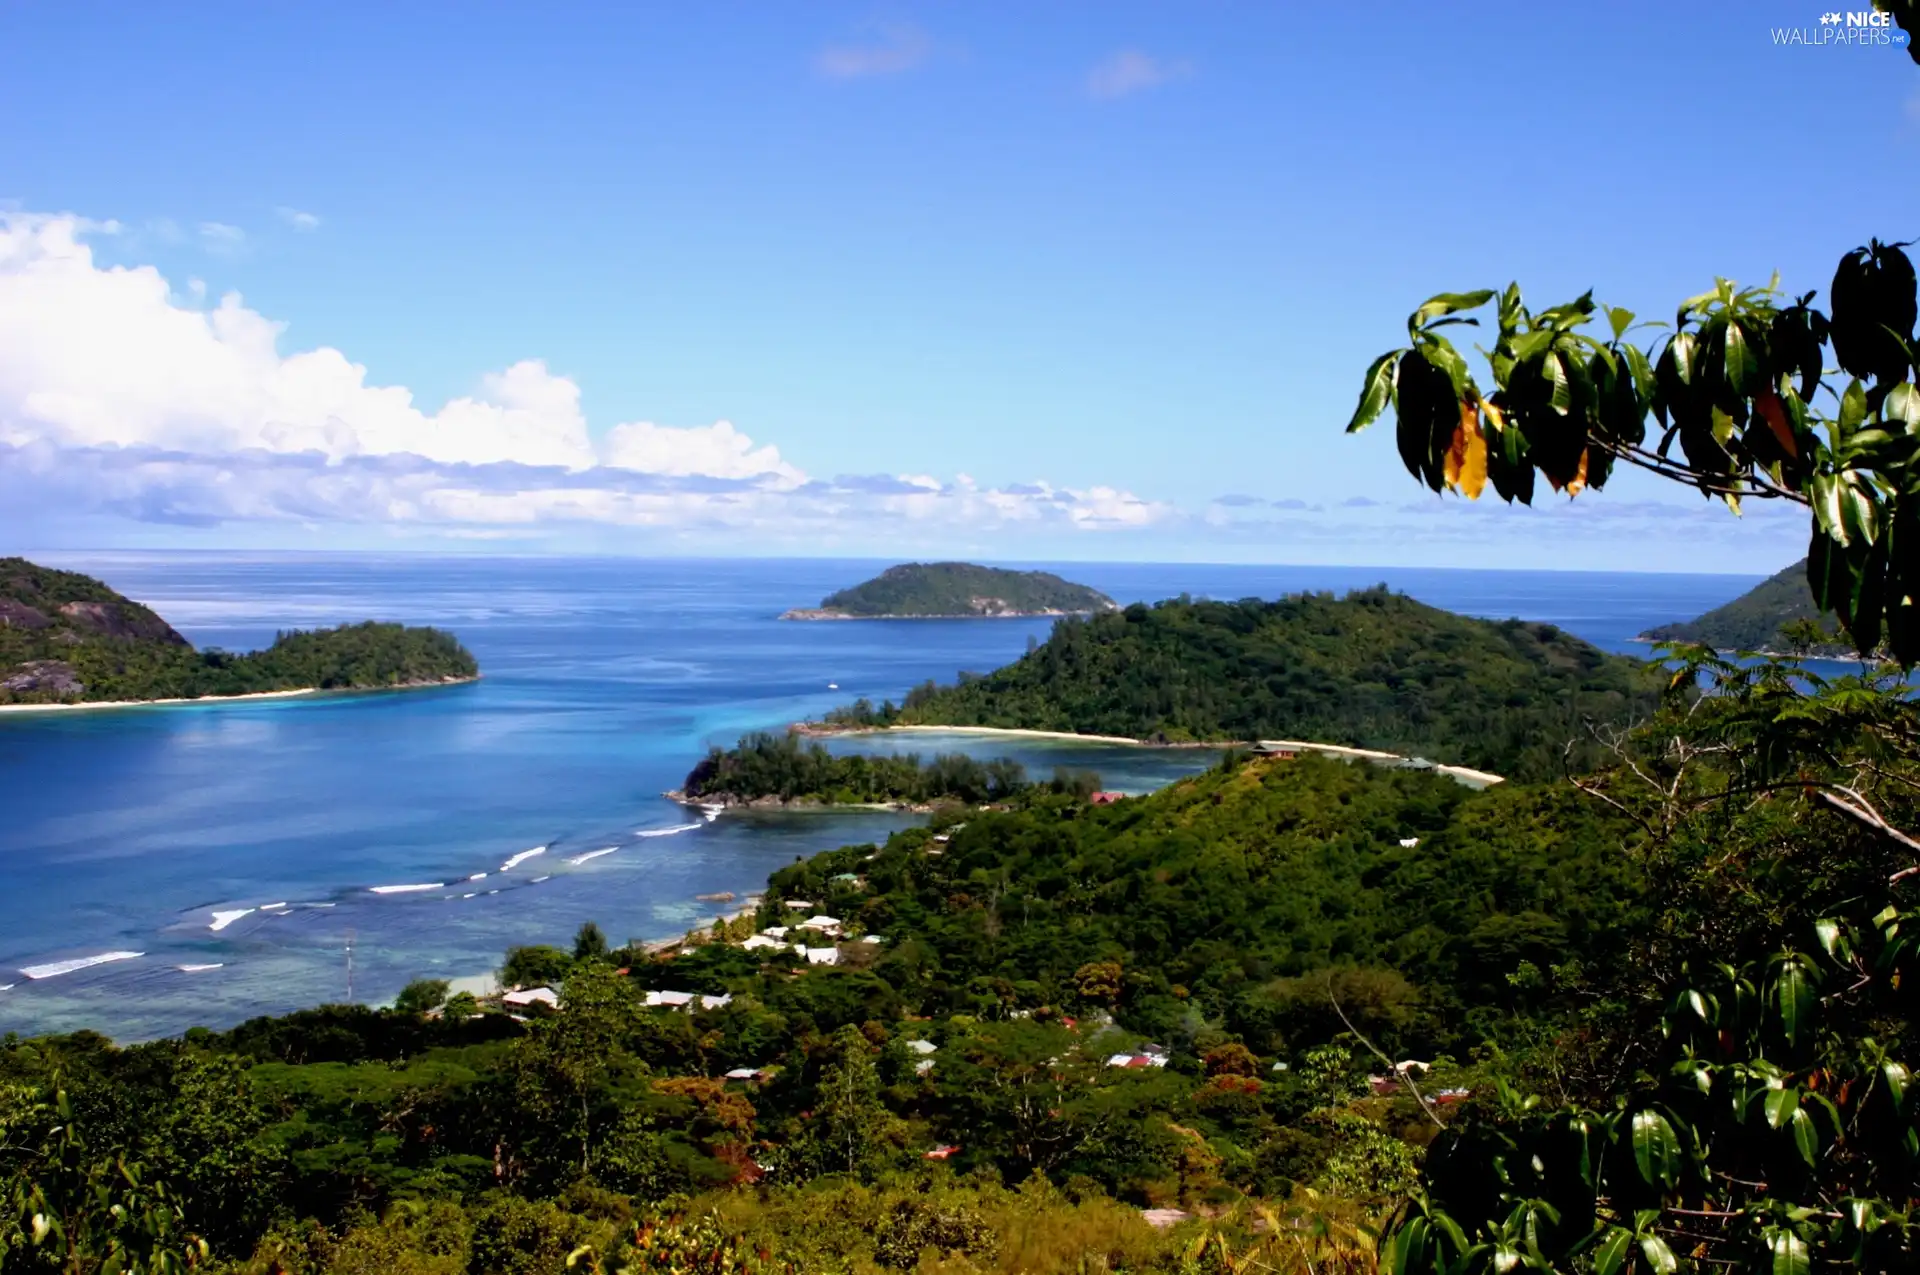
[1344, 236, 1920, 663]
[830, 589, 1660, 782]
[0, 557, 478, 704]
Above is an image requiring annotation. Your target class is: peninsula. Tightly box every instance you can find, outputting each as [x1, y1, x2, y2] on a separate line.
[811, 586, 1661, 783]
[0, 557, 479, 707]
[779, 561, 1118, 620]
[1639, 558, 1858, 658]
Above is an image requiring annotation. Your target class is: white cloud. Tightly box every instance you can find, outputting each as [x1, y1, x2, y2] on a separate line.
[275, 206, 321, 232]
[1085, 50, 1191, 100]
[0, 208, 1172, 546]
[198, 222, 246, 255]
[603, 419, 802, 485]
[817, 24, 930, 79]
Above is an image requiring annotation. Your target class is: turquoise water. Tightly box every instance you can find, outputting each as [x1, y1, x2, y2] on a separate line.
[0, 554, 1759, 1041]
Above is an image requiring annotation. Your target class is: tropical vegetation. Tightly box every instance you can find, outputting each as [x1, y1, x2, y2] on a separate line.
[826, 588, 1660, 782]
[679, 732, 1053, 808]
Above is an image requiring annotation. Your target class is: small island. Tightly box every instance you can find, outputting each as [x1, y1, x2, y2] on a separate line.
[779, 561, 1118, 620]
[1639, 558, 1859, 658]
[669, 730, 1078, 810]
[0, 557, 479, 707]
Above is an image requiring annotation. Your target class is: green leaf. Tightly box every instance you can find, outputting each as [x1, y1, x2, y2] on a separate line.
[1841, 379, 1869, 433]
[1788, 1105, 1820, 1166]
[1347, 351, 1403, 433]
[1769, 1227, 1811, 1275]
[1590, 1227, 1632, 1275]
[1544, 352, 1571, 415]
[1607, 306, 1636, 342]
[1814, 917, 1849, 961]
[1725, 319, 1756, 393]
[1411, 290, 1496, 331]
[1886, 1060, 1910, 1112]
[1630, 1108, 1681, 1189]
[1886, 382, 1920, 434]
[1763, 1086, 1797, 1129]
[1639, 1233, 1679, 1275]
[1774, 956, 1818, 1046]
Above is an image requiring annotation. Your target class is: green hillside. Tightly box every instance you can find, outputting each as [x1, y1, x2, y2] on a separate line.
[1638, 558, 1853, 655]
[783, 561, 1117, 619]
[830, 587, 1661, 781]
[0, 556, 478, 705]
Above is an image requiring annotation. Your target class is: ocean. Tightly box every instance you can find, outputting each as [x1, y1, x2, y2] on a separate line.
[0, 553, 1760, 1041]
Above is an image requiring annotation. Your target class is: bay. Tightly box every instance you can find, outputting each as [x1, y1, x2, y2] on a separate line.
[0, 553, 1757, 1041]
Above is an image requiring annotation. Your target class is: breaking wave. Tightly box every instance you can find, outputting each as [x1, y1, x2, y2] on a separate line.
[636, 822, 703, 838]
[208, 908, 254, 932]
[369, 882, 445, 895]
[20, 951, 143, 980]
[501, 846, 546, 871]
[567, 847, 618, 865]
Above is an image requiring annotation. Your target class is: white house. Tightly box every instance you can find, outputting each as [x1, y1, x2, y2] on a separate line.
[502, 986, 559, 1008]
[742, 935, 788, 951]
[803, 947, 840, 966]
[904, 1039, 937, 1055]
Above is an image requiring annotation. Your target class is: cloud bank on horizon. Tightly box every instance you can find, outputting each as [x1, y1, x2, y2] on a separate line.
[0, 208, 1807, 569]
[0, 210, 1174, 543]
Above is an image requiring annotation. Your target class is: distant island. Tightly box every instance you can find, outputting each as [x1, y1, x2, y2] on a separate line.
[0, 557, 479, 707]
[1639, 558, 1858, 658]
[811, 587, 1662, 783]
[779, 561, 1118, 620]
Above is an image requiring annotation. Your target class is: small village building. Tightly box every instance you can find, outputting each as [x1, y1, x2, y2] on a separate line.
[1106, 1052, 1169, 1069]
[644, 990, 732, 1010]
[760, 926, 790, 938]
[1089, 791, 1125, 805]
[832, 872, 863, 887]
[904, 1039, 937, 1055]
[803, 947, 840, 965]
[1398, 837, 1419, 848]
[923, 1144, 960, 1160]
[502, 986, 559, 1009]
[783, 900, 814, 911]
[724, 1067, 772, 1083]
[742, 935, 788, 951]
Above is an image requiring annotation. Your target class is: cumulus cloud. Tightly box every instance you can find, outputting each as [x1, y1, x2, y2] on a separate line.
[817, 23, 930, 78]
[1085, 50, 1191, 100]
[275, 206, 321, 231]
[0, 209, 1174, 545]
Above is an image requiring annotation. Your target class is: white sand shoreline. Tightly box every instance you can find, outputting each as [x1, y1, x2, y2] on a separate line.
[0, 687, 322, 715]
[812, 723, 1162, 747]
[0, 677, 478, 715]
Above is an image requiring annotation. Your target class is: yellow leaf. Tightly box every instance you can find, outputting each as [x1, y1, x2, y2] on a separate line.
[1443, 398, 1488, 499]
[1562, 448, 1590, 498]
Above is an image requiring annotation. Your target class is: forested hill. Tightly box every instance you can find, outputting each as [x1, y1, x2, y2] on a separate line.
[782, 561, 1117, 619]
[834, 587, 1661, 781]
[1638, 559, 1850, 656]
[0, 557, 478, 705]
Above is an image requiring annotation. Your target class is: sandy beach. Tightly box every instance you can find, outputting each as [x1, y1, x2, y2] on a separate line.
[807, 723, 1160, 747]
[0, 687, 322, 715]
[0, 676, 480, 716]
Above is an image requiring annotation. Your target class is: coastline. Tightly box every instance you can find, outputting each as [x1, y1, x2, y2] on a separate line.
[779, 608, 1111, 621]
[0, 675, 480, 716]
[796, 722, 1167, 747]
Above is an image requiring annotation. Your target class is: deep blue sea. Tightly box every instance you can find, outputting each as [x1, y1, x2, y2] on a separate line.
[0, 554, 1760, 1042]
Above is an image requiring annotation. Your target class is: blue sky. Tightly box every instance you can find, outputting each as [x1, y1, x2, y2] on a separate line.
[1, 2, 1915, 569]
